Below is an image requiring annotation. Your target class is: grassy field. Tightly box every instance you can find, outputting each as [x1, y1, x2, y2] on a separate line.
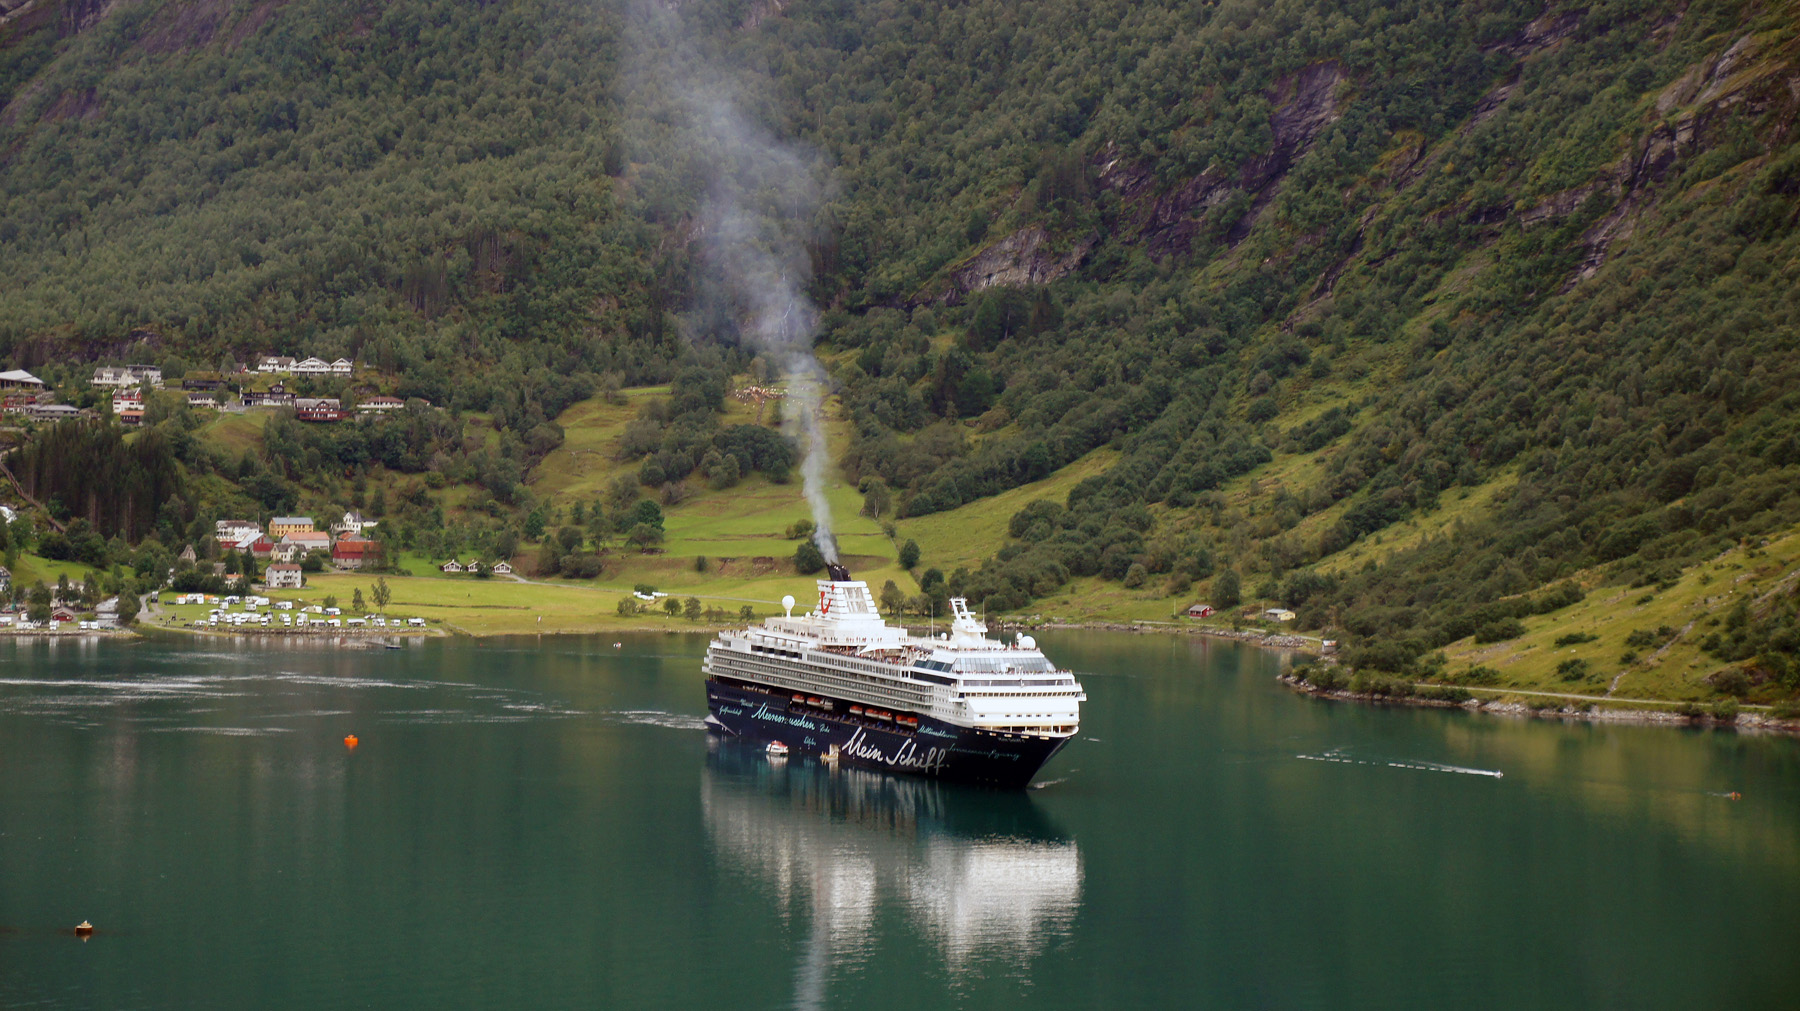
[892, 447, 1120, 574]
[521, 382, 903, 607]
[527, 386, 671, 502]
[1435, 525, 1800, 705]
[258, 570, 901, 636]
[6, 552, 104, 591]
[1314, 468, 1520, 575]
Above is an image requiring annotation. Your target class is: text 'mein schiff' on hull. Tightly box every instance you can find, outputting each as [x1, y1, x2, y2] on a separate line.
[703, 564, 1085, 788]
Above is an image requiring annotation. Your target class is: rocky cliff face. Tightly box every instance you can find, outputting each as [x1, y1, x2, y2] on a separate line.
[1565, 30, 1800, 286]
[1097, 60, 1349, 261]
[1, 0, 288, 126]
[940, 226, 1093, 304]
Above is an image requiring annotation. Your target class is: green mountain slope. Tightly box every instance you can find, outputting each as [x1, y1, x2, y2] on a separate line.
[2, 0, 1798, 701]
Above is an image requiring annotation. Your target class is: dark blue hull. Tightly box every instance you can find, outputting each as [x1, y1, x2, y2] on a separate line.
[705, 678, 1070, 789]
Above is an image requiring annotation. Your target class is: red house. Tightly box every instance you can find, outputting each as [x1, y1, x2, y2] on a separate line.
[332, 537, 379, 570]
[1186, 603, 1216, 618]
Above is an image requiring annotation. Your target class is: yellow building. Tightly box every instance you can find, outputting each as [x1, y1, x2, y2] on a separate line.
[269, 515, 316, 538]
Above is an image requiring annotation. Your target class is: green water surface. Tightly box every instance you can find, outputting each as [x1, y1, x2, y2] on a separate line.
[1, 632, 1795, 1009]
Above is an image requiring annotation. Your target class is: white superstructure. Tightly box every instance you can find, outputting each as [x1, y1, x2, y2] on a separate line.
[704, 575, 1084, 737]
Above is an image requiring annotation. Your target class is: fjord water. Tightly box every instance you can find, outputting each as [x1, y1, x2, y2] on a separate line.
[2, 633, 1796, 1010]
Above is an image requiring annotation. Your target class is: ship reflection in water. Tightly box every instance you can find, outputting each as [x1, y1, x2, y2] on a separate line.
[703, 739, 1082, 1005]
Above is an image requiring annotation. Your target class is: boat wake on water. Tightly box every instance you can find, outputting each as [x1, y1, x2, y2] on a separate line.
[611, 709, 709, 732]
[1297, 752, 1504, 779]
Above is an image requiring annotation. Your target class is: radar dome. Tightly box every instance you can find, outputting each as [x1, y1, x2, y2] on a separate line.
[1018, 635, 1036, 649]
[781, 595, 795, 617]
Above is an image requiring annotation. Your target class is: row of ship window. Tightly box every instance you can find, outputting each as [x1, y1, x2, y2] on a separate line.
[719, 656, 931, 708]
[731, 650, 941, 700]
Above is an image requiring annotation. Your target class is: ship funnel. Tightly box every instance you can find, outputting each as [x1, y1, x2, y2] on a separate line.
[826, 562, 852, 582]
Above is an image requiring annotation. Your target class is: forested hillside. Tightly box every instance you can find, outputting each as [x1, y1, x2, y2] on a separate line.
[3, 0, 1799, 696]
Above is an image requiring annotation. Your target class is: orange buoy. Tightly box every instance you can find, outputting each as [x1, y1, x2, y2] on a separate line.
[74, 921, 94, 936]
[344, 735, 359, 749]
[1728, 791, 1742, 801]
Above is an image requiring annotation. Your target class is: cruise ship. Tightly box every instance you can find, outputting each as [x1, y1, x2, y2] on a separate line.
[703, 565, 1085, 788]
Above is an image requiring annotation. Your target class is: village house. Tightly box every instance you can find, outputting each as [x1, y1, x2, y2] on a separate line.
[244, 386, 295, 408]
[264, 564, 304, 589]
[216, 519, 262, 542]
[258, 356, 297, 373]
[229, 532, 275, 559]
[274, 531, 331, 562]
[295, 398, 344, 422]
[185, 391, 220, 409]
[491, 561, 513, 575]
[27, 404, 84, 422]
[117, 409, 146, 426]
[111, 388, 144, 414]
[181, 376, 225, 391]
[50, 606, 79, 624]
[294, 357, 333, 375]
[178, 544, 198, 565]
[92, 365, 164, 388]
[332, 537, 378, 570]
[1186, 603, 1216, 618]
[269, 516, 315, 538]
[331, 510, 378, 538]
[331, 358, 353, 375]
[357, 396, 405, 413]
[1262, 608, 1297, 623]
[439, 560, 464, 574]
[0, 369, 46, 392]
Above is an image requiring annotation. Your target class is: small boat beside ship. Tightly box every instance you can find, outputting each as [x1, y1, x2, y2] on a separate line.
[703, 564, 1085, 788]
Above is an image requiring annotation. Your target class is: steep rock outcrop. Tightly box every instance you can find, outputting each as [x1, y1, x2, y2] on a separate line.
[1565, 32, 1800, 286]
[940, 226, 1093, 303]
[1099, 60, 1349, 260]
[740, 0, 787, 30]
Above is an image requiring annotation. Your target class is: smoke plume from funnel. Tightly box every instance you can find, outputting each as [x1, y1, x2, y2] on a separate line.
[629, 2, 841, 564]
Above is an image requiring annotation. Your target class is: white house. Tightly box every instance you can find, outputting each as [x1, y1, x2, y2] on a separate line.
[93, 365, 163, 388]
[215, 519, 262, 542]
[330, 510, 378, 537]
[186, 391, 219, 409]
[491, 561, 513, 575]
[357, 396, 405, 413]
[278, 531, 332, 559]
[440, 560, 464, 573]
[330, 358, 353, 375]
[258, 356, 296, 373]
[265, 564, 304, 589]
[0, 369, 47, 391]
[294, 357, 332, 375]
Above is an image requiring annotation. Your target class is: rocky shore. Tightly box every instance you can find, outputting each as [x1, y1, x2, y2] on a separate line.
[1019, 620, 1322, 652]
[1277, 672, 1800, 736]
